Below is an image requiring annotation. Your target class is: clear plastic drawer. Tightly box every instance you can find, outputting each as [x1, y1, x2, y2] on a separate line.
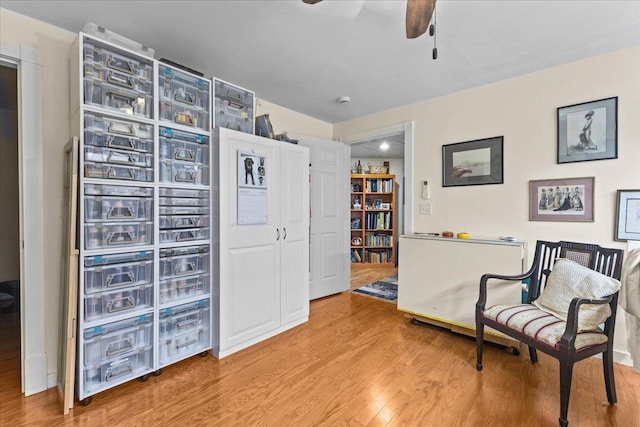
[84, 161, 153, 182]
[159, 328, 208, 366]
[84, 128, 152, 154]
[85, 195, 152, 222]
[159, 299, 209, 338]
[159, 227, 209, 244]
[159, 274, 209, 305]
[84, 250, 153, 268]
[83, 347, 152, 393]
[160, 160, 209, 185]
[159, 127, 209, 166]
[84, 42, 153, 81]
[159, 245, 209, 279]
[83, 313, 153, 366]
[84, 146, 152, 168]
[159, 206, 208, 216]
[84, 283, 153, 322]
[159, 196, 208, 208]
[85, 221, 152, 250]
[84, 259, 153, 293]
[85, 184, 153, 198]
[84, 78, 152, 118]
[85, 112, 153, 140]
[158, 66, 210, 111]
[159, 101, 208, 130]
[84, 62, 152, 94]
[159, 214, 209, 230]
[159, 188, 209, 199]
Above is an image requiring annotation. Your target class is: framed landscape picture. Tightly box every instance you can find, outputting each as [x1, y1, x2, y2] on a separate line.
[442, 136, 503, 187]
[557, 97, 617, 164]
[615, 189, 640, 241]
[529, 177, 594, 222]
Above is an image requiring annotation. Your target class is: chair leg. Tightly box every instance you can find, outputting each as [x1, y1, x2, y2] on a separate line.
[529, 346, 538, 364]
[559, 360, 574, 427]
[603, 349, 617, 404]
[476, 318, 484, 371]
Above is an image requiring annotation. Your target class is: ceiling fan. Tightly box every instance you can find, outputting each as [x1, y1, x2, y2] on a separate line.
[302, 0, 437, 39]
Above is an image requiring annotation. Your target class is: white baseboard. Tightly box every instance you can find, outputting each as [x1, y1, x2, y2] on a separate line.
[47, 371, 58, 389]
[613, 349, 633, 367]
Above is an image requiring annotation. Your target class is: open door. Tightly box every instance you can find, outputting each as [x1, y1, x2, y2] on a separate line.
[295, 135, 350, 299]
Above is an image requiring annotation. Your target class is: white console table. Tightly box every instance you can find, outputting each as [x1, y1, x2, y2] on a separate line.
[398, 234, 527, 349]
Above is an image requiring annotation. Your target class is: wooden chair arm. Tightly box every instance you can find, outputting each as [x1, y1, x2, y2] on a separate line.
[559, 295, 614, 351]
[476, 271, 533, 310]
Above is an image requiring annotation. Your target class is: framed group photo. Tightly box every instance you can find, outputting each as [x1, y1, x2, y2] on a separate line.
[442, 136, 503, 187]
[615, 189, 640, 241]
[557, 97, 617, 164]
[529, 177, 594, 222]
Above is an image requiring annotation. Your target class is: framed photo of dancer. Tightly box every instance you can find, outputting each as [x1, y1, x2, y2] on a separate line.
[557, 97, 617, 164]
[615, 189, 640, 241]
[529, 177, 594, 222]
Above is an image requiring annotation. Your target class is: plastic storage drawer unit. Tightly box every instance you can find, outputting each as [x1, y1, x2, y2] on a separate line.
[85, 184, 153, 198]
[158, 64, 210, 131]
[159, 274, 209, 305]
[159, 160, 209, 185]
[85, 112, 153, 145]
[158, 299, 210, 365]
[83, 313, 153, 366]
[214, 79, 254, 134]
[158, 228, 209, 244]
[85, 195, 152, 222]
[83, 40, 153, 118]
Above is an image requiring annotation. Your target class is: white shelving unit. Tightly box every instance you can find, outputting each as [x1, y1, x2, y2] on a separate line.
[71, 32, 212, 404]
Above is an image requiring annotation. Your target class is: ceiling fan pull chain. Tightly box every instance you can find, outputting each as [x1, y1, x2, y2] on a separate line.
[432, 7, 438, 60]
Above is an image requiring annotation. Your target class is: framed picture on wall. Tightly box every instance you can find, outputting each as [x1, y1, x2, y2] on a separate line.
[442, 136, 504, 187]
[615, 189, 640, 241]
[529, 177, 594, 222]
[557, 97, 617, 164]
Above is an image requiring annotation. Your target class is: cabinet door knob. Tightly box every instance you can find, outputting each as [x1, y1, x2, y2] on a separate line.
[283, 227, 287, 240]
[276, 228, 280, 241]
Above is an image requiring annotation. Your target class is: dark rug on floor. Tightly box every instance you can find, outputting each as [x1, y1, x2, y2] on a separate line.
[353, 276, 398, 301]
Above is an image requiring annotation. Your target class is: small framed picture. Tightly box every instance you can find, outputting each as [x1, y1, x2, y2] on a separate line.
[442, 136, 503, 187]
[615, 189, 640, 241]
[557, 97, 617, 164]
[529, 177, 594, 222]
[380, 202, 390, 210]
[374, 199, 383, 209]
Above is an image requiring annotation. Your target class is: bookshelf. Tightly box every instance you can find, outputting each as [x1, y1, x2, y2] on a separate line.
[350, 173, 395, 266]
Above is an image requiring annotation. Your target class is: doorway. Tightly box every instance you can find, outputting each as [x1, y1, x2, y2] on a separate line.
[0, 63, 21, 393]
[340, 122, 414, 290]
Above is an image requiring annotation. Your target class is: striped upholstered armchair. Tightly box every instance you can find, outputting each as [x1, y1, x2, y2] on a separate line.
[475, 240, 624, 427]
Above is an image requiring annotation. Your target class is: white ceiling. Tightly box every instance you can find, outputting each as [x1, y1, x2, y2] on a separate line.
[350, 133, 405, 159]
[2, 1, 639, 124]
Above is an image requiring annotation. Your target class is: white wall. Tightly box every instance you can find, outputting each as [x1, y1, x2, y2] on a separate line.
[256, 98, 332, 140]
[334, 45, 640, 365]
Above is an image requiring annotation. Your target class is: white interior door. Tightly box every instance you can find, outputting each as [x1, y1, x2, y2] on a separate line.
[296, 135, 350, 300]
[280, 143, 310, 323]
[218, 128, 281, 349]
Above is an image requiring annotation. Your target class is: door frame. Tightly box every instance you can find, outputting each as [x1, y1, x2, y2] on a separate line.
[1, 44, 48, 395]
[337, 121, 415, 234]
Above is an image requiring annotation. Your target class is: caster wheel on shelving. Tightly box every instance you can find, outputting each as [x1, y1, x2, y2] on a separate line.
[152, 369, 163, 377]
[511, 347, 521, 356]
[200, 351, 209, 357]
[411, 318, 419, 325]
[79, 396, 93, 406]
[139, 374, 150, 382]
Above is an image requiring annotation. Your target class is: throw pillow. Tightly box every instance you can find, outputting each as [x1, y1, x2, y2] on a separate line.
[533, 258, 621, 332]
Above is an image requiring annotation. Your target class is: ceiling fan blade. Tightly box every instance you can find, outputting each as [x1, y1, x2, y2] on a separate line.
[406, 0, 436, 39]
[302, 0, 323, 4]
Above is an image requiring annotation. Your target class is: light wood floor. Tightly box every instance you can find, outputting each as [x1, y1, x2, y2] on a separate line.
[350, 265, 398, 289]
[2, 293, 639, 426]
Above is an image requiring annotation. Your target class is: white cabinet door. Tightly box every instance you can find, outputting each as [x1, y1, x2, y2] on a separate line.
[218, 129, 281, 350]
[280, 143, 310, 324]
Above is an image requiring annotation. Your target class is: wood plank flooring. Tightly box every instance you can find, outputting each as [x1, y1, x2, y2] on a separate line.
[350, 265, 397, 289]
[1, 293, 639, 426]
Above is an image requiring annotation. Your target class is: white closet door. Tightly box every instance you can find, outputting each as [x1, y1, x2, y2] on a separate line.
[218, 128, 281, 350]
[279, 143, 310, 324]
